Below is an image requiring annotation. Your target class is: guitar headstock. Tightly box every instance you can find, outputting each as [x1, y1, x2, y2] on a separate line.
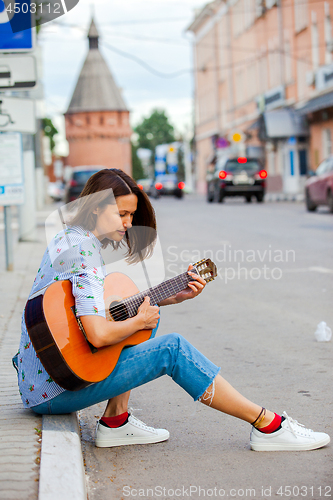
[192, 259, 217, 283]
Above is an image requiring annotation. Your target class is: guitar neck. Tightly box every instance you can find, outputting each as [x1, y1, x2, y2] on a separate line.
[123, 272, 192, 317]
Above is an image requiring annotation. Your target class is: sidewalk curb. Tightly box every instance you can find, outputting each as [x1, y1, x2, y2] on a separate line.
[265, 193, 305, 202]
[39, 412, 87, 500]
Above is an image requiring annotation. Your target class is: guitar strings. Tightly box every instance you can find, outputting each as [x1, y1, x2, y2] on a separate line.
[107, 268, 213, 322]
[105, 263, 214, 321]
[107, 272, 193, 321]
[107, 271, 190, 315]
[110, 276, 190, 320]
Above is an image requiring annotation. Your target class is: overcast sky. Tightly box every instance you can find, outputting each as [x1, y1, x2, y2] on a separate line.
[38, 0, 205, 155]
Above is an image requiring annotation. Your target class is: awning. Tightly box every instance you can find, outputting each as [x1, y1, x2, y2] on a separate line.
[259, 108, 309, 140]
[298, 90, 333, 115]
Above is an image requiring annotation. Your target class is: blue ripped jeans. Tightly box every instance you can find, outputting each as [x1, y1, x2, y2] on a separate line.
[32, 329, 220, 415]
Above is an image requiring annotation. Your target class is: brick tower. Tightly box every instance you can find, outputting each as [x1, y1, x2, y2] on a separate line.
[64, 19, 131, 174]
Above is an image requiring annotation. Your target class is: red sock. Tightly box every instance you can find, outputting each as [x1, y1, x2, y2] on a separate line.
[258, 413, 282, 434]
[100, 412, 129, 428]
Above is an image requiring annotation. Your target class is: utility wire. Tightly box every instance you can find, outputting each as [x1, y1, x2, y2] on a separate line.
[100, 41, 191, 78]
[100, 40, 315, 78]
[39, 25, 316, 77]
[48, 18, 332, 57]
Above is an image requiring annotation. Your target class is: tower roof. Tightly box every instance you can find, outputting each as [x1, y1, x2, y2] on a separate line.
[66, 18, 128, 114]
[88, 18, 99, 39]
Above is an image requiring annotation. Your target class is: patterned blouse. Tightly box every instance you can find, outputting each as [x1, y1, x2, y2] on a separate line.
[17, 226, 106, 408]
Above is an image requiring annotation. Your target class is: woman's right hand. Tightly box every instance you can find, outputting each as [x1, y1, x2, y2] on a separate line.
[137, 296, 160, 329]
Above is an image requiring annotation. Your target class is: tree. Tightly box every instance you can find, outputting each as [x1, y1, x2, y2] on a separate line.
[43, 118, 58, 153]
[134, 109, 175, 164]
[131, 143, 145, 181]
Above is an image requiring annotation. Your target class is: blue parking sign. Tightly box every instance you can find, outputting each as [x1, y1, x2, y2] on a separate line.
[0, 0, 33, 51]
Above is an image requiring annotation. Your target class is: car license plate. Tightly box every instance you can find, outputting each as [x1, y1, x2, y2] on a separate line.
[233, 175, 251, 185]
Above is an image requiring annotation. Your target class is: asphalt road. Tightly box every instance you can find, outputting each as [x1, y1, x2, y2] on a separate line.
[80, 196, 333, 500]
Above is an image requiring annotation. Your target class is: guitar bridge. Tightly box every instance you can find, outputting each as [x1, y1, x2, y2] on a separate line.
[71, 306, 98, 354]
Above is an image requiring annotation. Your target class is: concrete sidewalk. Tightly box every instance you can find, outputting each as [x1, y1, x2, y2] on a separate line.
[0, 207, 86, 500]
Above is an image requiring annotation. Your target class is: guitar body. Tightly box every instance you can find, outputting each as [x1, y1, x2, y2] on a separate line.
[25, 273, 153, 391]
[25, 258, 217, 392]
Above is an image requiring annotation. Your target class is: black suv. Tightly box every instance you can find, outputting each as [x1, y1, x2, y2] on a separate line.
[207, 157, 266, 203]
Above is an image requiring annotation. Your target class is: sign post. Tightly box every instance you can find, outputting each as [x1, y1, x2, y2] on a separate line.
[0, 53, 37, 89]
[0, 0, 34, 51]
[0, 132, 24, 270]
[4, 206, 13, 270]
[0, 1, 41, 267]
[0, 96, 36, 133]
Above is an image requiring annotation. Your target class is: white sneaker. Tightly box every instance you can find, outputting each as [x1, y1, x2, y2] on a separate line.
[95, 412, 170, 448]
[250, 411, 330, 451]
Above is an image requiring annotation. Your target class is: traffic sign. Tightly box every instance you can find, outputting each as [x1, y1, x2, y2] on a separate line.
[0, 132, 24, 206]
[0, 53, 36, 88]
[0, 0, 81, 35]
[0, 0, 34, 51]
[0, 96, 36, 133]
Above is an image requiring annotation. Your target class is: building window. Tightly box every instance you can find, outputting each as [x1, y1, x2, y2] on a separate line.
[294, 0, 308, 33]
[220, 98, 227, 130]
[323, 128, 332, 158]
[247, 62, 257, 98]
[218, 17, 227, 82]
[198, 90, 215, 122]
[284, 38, 293, 83]
[100, 115, 104, 125]
[268, 38, 280, 88]
[311, 11, 319, 70]
[233, 0, 244, 38]
[255, 0, 265, 19]
[258, 48, 268, 93]
[196, 31, 214, 71]
[244, 0, 255, 29]
[324, 2, 332, 64]
[235, 69, 244, 105]
[86, 116, 90, 125]
[297, 59, 309, 99]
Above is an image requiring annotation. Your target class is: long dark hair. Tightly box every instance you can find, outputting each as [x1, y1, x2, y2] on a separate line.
[69, 169, 157, 263]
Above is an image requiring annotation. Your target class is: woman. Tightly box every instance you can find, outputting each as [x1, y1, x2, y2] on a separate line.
[15, 169, 330, 451]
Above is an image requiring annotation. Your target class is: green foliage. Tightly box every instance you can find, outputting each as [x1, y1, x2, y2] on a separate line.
[43, 118, 58, 153]
[131, 143, 145, 181]
[134, 109, 175, 160]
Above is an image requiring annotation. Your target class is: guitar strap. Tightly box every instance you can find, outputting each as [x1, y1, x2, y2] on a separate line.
[138, 249, 152, 289]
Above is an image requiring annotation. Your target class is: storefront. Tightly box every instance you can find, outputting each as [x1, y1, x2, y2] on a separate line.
[298, 90, 333, 172]
[257, 108, 309, 194]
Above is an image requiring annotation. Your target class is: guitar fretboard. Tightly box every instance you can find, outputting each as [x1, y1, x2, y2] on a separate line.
[116, 271, 193, 318]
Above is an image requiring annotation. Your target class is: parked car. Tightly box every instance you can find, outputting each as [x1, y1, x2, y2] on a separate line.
[154, 174, 185, 199]
[305, 157, 333, 212]
[64, 166, 105, 203]
[47, 181, 65, 202]
[207, 157, 266, 203]
[136, 178, 160, 199]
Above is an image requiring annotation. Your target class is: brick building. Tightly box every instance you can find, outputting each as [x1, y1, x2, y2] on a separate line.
[188, 0, 333, 195]
[64, 19, 131, 174]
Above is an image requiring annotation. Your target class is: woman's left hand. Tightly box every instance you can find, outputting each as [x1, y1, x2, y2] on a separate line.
[173, 264, 206, 304]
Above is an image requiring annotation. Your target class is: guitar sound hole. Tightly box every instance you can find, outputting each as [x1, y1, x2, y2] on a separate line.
[109, 301, 129, 322]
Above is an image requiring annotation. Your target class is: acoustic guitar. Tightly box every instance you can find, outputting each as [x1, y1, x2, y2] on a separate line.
[25, 258, 217, 391]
